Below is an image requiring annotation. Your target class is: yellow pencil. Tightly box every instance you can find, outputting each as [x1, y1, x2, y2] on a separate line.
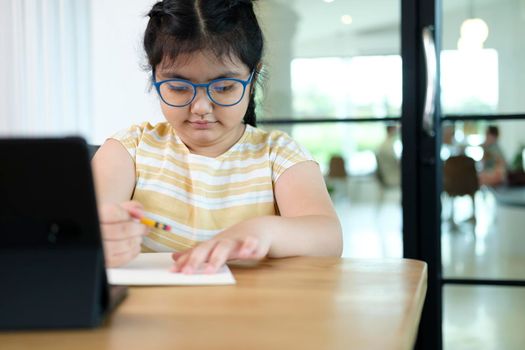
[140, 216, 172, 232]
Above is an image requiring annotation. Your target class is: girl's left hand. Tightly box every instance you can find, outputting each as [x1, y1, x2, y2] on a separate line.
[171, 232, 272, 274]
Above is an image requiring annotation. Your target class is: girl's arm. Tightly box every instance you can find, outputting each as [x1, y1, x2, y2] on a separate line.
[258, 160, 343, 257]
[171, 161, 343, 274]
[91, 139, 136, 204]
[92, 139, 149, 267]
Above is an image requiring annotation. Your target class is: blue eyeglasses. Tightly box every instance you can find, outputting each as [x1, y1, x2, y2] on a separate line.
[152, 70, 255, 107]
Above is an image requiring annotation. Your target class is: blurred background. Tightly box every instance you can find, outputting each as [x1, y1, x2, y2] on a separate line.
[1, 0, 525, 349]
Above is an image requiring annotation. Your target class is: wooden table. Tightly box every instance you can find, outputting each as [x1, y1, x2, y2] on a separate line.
[0, 257, 427, 350]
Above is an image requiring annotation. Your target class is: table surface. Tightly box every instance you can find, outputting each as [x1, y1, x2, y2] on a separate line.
[0, 257, 427, 350]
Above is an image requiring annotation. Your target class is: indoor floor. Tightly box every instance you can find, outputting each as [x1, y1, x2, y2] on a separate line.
[333, 176, 525, 350]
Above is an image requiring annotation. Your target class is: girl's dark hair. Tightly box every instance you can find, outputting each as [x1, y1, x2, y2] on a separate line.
[144, 0, 264, 126]
[487, 125, 499, 137]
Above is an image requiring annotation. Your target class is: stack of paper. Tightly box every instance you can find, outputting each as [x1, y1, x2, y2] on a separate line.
[107, 253, 236, 286]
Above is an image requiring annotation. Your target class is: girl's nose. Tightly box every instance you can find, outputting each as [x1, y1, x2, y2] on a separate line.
[190, 87, 213, 115]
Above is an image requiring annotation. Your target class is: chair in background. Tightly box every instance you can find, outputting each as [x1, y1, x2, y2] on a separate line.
[327, 155, 349, 198]
[328, 155, 347, 178]
[443, 155, 479, 223]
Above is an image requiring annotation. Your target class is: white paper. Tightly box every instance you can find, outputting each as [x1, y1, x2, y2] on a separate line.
[107, 253, 236, 286]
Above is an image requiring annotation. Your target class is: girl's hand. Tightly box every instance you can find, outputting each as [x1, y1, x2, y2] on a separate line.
[171, 231, 272, 274]
[99, 201, 149, 268]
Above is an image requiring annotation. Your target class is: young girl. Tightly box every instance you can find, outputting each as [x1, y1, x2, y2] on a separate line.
[92, 0, 342, 274]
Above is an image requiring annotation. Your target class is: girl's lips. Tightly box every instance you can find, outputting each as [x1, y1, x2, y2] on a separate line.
[188, 120, 218, 129]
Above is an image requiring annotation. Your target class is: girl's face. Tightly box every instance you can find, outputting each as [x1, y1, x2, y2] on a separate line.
[155, 52, 252, 157]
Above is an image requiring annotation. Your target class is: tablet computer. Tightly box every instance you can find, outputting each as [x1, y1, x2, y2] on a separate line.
[0, 137, 127, 329]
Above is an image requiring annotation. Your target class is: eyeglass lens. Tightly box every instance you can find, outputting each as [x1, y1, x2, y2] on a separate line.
[159, 80, 245, 106]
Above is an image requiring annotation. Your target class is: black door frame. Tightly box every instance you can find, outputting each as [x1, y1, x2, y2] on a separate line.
[403, 1, 525, 349]
[401, 0, 442, 349]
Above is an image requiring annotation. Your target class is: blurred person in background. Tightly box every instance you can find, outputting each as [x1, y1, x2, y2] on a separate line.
[479, 125, 506, 186]
[376, 125, 400, 188]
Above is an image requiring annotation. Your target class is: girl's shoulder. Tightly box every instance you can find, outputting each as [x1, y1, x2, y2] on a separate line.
[114, 121, 172, 138]
[110, 121, 176, 159]
[112, 121, 173, 144]
[244, 125, 313, 160]
[244, 125, 315, 182]
[245, 125, 294, 147]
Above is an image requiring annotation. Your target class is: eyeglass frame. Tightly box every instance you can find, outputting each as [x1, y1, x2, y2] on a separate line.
[152, 70, 256, 108]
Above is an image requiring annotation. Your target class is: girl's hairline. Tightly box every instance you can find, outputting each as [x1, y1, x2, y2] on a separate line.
[145, 51, 261, 72]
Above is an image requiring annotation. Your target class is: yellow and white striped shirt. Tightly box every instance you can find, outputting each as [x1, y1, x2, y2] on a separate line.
[112, 122, 313, 252]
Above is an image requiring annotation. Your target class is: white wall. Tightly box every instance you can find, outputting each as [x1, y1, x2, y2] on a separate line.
[89, 0, 162, 144]
[0, 0, 162, 144]
[257, 1, 297, 119]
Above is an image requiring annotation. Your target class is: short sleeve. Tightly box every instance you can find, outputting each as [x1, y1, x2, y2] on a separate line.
[269, 131, 315, 183]
[109, 122, 149, 161]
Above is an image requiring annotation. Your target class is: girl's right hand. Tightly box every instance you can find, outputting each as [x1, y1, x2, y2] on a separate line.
[98, 201, 149, 268]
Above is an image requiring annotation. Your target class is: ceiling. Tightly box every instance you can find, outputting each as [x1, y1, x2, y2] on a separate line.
[266, 0, 503, 49]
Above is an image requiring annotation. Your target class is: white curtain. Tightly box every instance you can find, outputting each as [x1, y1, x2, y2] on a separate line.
[0, 0, 91, 138]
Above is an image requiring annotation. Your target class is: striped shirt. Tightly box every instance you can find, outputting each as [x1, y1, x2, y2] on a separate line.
[111, 122, 313, 252]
